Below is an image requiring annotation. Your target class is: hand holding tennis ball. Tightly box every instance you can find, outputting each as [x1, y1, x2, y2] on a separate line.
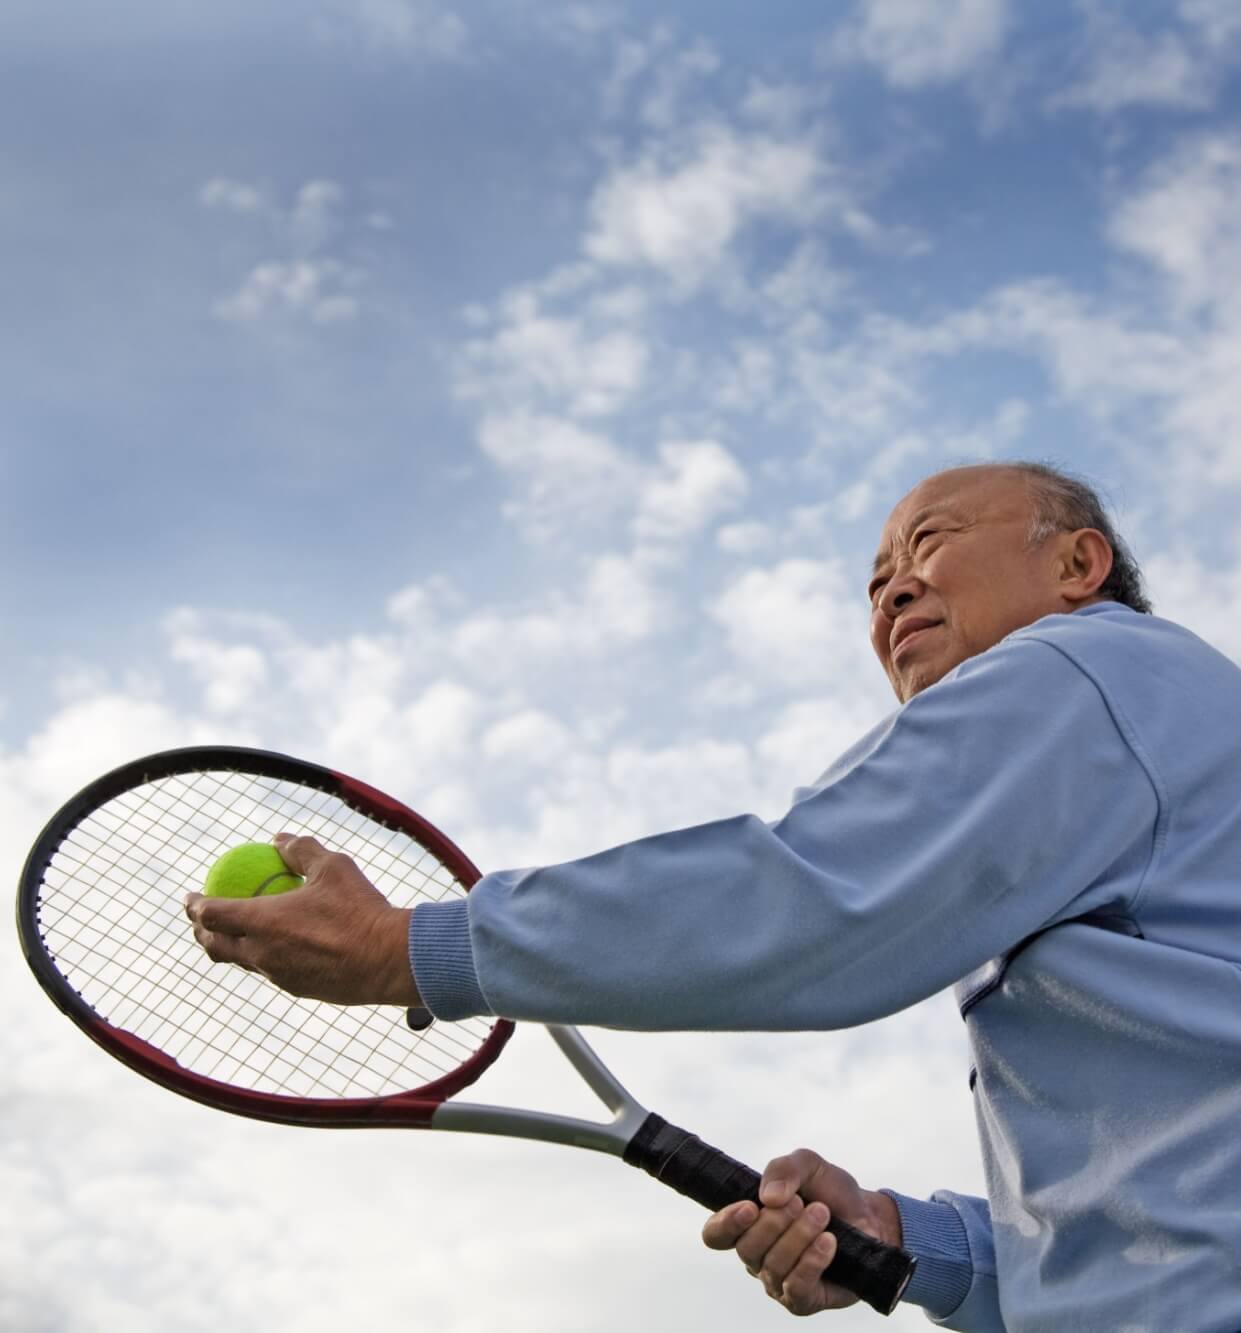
[187, 833, 422, 1007]
[203, 842, 305, 898]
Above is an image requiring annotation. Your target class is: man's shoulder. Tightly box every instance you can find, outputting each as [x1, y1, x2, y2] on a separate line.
[1012, 602, 1239, 678]
[931, 603, 1224, 710]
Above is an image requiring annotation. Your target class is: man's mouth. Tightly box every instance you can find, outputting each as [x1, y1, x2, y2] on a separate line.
[891, 620, 941, 657]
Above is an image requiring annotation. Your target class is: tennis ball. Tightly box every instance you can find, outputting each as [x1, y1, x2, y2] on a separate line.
[203, 843, 304, 898]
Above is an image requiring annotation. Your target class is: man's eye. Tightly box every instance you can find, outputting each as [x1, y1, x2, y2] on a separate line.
[869, 530, 943, 602]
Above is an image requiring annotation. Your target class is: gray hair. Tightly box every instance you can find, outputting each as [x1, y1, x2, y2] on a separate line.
[987, 460, 1153, 615]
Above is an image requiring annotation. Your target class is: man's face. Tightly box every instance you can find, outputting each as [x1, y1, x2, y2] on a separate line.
[868, 468, 1092, 703]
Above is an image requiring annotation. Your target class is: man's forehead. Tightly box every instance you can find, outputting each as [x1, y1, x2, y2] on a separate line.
[872, 469, 1025, 569]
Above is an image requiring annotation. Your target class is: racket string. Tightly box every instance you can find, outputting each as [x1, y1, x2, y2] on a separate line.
[36, 766, 492, 1100]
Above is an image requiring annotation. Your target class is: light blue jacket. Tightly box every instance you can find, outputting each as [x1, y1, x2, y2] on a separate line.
[411, 603, 1241, 1331]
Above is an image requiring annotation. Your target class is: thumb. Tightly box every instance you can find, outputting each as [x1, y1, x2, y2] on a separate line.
[759, 1154, 804, 1208]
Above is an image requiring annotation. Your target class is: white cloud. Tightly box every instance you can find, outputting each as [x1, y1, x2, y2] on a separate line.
[581, 550, 663, 642]
[760, 241, 848, 316]
[1144, 545, 1241, 664]
[786, 325, 927, 452]
[289, 179, 345, 254]
[601, 33, 656, 118]
[924, 276, 1241, 492]
[199, 177, 265, 214]
[1049, 0, 1241, 115]
[832, 431, 934, 523]
[168, 619, 269, 714]
[757, 694, 891, 799]
[169, 631, 266, 709]
[1050, 22, 1207, 113]
[716, 520, 773, 556]
[708, 558, 880, 695]
[525, 0, 623, 50]
[634, 439, 748, 544]
[387, 549, 665, 681]
[212, 260, 359, 323]
[203, 178, 367, 324]
[459, 295, 649, 418]
[710, 339, 779, 413]
[584, 125, 826, 288]
[740, 78, 824, 132]
[317, 0, 469, 59]
[450, 551, 663, 664]
[638, 39, 719, 129]
[1180, 0, 1241, 50]
[476, 411, 635, 539]
[482, 709, 573, 764]
[831, 0, 1009, 89]
[1108, 135, 1241, 322]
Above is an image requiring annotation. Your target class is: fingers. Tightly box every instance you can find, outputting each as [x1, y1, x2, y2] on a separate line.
[775, 1217, 841, 1316]
[735, 1197, 853, 1316]
[183, 836, 415, 1006]
[704, 1149, 863, 1318]
[184, 891, 250, 937]
[271, 832, 333, 879]
[184, 896, 256, 969]
[702, 1201, 757, 1251]
[752, 1200, 836, 1297]
[733, 1193, 805, 1275]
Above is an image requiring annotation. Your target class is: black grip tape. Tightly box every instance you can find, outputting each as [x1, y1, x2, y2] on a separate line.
[622, 1112, 916, 1316]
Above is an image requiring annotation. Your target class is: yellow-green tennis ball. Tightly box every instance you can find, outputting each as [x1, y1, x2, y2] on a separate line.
[203, 843, 304, 898]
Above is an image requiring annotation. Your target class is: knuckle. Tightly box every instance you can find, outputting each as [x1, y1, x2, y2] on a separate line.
[781, 1278, 815, 1317]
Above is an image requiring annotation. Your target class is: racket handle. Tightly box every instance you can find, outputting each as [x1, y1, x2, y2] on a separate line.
[623, 1112, 915, 1316]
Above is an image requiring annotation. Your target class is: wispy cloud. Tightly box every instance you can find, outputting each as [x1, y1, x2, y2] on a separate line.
[1049, 0, 1241, 114]
[829, 0, 1010, 89]
[201, 178, 367, 324]
[584, 124, 828, 288]
[313, 0, 470, 60]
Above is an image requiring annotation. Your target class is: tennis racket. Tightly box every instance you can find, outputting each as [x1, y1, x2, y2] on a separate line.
[16, 745, 915, 1315]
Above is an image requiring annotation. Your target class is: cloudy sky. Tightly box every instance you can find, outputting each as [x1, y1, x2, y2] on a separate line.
[4, 0, 1241, 1329]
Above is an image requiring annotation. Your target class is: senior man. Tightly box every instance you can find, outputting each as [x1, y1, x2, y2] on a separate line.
[187, 461, 1241, 1331]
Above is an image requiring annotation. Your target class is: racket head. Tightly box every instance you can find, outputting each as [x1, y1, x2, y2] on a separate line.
[17, 745, 513, 1127]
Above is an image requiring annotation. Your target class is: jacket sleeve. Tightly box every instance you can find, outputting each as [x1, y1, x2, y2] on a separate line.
[883, 1190, 1002, 1330]
[411, 632, 1159, 1029]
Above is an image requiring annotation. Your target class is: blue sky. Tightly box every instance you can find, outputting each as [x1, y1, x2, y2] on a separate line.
[4, 2, 1241, 1330]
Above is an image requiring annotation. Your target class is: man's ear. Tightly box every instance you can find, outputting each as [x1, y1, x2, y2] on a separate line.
[1062, 528, 1113, 602]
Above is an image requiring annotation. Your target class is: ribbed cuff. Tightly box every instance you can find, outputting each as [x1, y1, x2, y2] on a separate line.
[409, 899, 493, 1021]
[879, 1191, 973, 1318]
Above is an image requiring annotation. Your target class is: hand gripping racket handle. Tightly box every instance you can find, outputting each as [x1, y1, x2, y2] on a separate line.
[623, 1113, 915, 1316]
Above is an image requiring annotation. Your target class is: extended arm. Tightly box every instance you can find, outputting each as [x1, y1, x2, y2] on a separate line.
[414, 636, 1156, 1030]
